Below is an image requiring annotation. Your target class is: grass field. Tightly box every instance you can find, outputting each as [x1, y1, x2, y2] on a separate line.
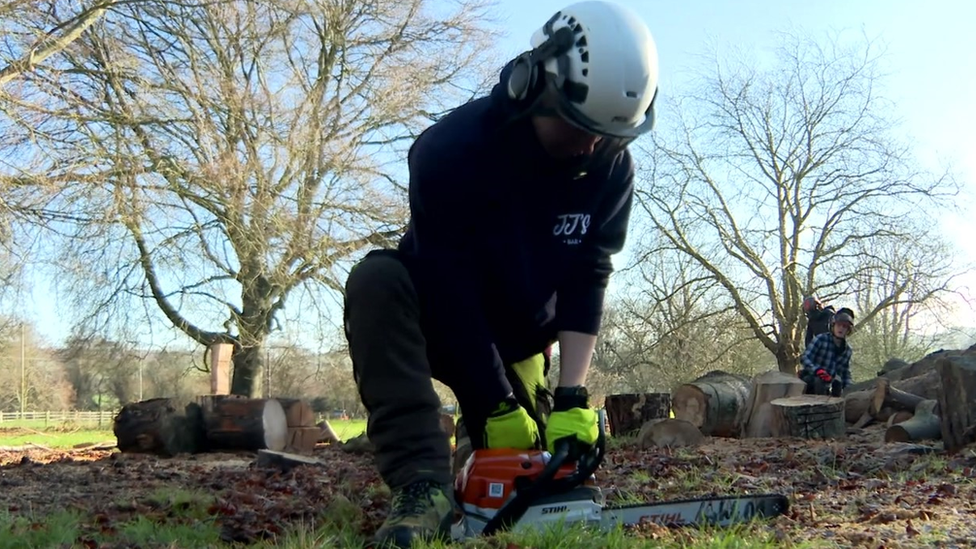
[0, 418, 368, 448]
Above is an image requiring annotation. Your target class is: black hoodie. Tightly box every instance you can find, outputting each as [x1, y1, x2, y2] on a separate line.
[397, 62, 635, 416]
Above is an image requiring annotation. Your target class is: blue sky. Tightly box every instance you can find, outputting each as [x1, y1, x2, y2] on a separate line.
[22, 0, 976, 346]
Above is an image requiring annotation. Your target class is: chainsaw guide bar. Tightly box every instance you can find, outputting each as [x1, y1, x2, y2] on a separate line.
[452, 410, 791, 540]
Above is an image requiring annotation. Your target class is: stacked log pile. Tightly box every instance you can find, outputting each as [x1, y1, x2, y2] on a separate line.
[610, 343, 976, 452]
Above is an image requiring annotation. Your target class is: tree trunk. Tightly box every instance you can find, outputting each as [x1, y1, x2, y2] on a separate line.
[740, 370, 807, 438]
[776, 345, 800, 375]
[672, 370, 751, 437]
[202, 396, 288, 452]
[885, 399, 941, 443]
[113, 397, 206, 456]
[604, 393, 672, 437]
[230, 343, 263, 397]
[770, 395, 846, 439]
[936, 355, 976, 454]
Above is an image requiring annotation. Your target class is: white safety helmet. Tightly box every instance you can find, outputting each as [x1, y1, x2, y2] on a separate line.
[506, 1, 660, 140]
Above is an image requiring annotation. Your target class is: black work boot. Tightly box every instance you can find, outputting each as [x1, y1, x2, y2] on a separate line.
[371, 480, 459, 548]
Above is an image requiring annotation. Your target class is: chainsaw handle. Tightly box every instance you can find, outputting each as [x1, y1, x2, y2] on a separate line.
[479, 409, 607, 536]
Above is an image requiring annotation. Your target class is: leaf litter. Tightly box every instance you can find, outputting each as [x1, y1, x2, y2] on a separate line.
[1, 424, 975, 548]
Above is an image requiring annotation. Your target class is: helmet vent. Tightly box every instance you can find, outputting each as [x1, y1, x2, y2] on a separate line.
[625, 91, 637, 98]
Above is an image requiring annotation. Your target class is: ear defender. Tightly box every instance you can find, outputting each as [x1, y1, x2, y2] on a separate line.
[506, 52, 538, 102]
[505, 23, 576, 105]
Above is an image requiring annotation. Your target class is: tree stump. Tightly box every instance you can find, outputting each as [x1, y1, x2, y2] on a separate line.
[202, 397, 288, 452]
[740, 370, 807, 438]
[770, 395, 846, 439]
[113, 397, 206, 457]
[604, 393, 671, 437]
[672, 370, 751, 437]
[885, 399, 941, 443]
[936, 356, 976, 453]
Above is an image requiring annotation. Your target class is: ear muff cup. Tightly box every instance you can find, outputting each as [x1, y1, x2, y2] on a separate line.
[506, 53, 537, 102]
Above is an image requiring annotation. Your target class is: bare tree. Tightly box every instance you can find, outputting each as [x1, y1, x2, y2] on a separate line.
[0, 319, 73, 412]
[843, 232, 964, 378]
[0, 0, 116, 87]
[4, 0, 500, 395]
[592, 250, 769, 394]
[634, 29, 965, 374]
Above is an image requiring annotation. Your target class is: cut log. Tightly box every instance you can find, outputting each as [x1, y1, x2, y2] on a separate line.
[284, 426, 321, 454]
[740, 370, 807, 438]
[637, 418, 703, 449]
[869, 378, 926, 417]
[276, 398, 316, 428]
[770, 395, 846, 439]
[851, 411, 874, 430]
[886, 411, 914, 427]
[875, 406, 897, 423]
[672, 371, 751, 437]
[440, 413, 455, 437]
[877, 358, 909, 376]
[255, 449, 325, 474]
[203, 397, 288, 452]
[885, 400, 941, 443]
[604, 393, 672, 437]
[844, 346, 974, 395]
[113, 397, 206, 456]
[936, 355, 976, 454]
[844, 390, 874, 424]
[318, 420, 340, 444]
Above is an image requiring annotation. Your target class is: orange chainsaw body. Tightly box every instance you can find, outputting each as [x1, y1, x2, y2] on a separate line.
[454, 448, 597, 513]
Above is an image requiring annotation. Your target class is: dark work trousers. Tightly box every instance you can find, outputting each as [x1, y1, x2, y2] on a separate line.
[343, 249, 554, 490]
[800, 373, 843, 397]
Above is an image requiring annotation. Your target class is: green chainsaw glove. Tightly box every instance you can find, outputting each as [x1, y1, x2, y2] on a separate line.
[545, 386, 598, 456]
[510, 352, 551, 418]
[483, 396, 540, 450]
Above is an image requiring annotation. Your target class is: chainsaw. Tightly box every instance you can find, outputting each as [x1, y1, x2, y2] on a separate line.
[451, 411, 789, 540]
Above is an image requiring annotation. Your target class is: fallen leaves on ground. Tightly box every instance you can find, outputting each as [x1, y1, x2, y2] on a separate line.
[1, 424, 975, 548]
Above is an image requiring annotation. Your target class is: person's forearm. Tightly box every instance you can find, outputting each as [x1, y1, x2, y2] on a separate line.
[557, 331, 597, 387]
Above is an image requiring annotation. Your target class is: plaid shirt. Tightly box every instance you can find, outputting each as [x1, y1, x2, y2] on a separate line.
[800, 332, 853, 387]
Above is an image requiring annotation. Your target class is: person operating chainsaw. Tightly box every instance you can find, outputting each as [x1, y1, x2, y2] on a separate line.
[342, 2, 660, 547]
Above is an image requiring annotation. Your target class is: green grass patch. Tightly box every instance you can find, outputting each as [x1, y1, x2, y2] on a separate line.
[328, 418, 366, 441]
[0, 487, 223, 549]
[0, 429, 115, 448]
[0, 417, 369, 450]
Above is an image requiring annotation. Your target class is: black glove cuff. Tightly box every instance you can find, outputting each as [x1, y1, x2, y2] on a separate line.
[553, 386, 589, 412]
[490, 394, 520, 417]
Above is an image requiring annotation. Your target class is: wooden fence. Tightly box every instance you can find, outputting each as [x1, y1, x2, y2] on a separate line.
[0, 410, 117, 426]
